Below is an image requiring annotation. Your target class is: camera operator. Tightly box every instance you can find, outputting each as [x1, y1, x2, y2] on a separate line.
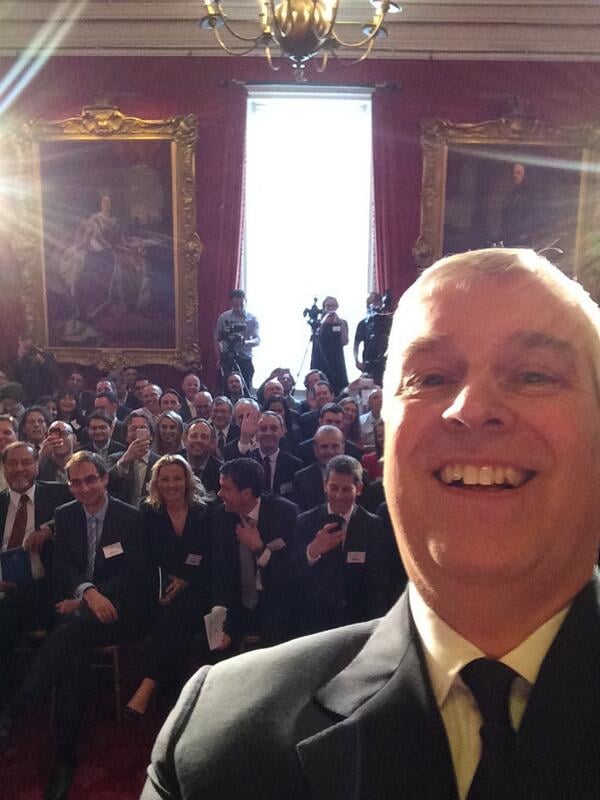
[214, 289, 260, 393]
[15, 334, 57, 404]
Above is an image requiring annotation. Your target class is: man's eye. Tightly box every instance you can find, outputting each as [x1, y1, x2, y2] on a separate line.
[519, 371, 557, 383]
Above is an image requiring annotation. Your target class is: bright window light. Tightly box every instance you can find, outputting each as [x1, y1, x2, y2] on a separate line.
[243, 88, 374, 388]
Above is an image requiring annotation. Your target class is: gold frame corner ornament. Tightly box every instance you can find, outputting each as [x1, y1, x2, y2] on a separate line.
[415, 117, 594, 281]
[12, 106, 202, 370]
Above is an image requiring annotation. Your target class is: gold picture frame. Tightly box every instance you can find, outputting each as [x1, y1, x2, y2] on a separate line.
[413, 117, 593, 281]
[11, 106, 202, 370]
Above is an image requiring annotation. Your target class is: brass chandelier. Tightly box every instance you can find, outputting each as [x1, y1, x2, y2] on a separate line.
[199, 1, 402, 80]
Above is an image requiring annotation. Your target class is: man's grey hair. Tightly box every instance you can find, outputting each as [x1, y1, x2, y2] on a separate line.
[324, 454, 363, 484]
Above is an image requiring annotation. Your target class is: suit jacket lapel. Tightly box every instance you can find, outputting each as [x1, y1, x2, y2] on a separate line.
[297, 593, 458, 800]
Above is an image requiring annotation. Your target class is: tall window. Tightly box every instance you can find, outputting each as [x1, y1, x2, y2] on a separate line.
[243, 88, 374, 387]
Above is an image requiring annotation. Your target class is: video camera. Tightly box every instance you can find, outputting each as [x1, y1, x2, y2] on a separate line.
[219, 320, 247, 358]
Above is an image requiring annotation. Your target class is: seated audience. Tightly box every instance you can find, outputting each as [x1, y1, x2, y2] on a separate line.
[139, 383, 162, 427]
[37, 395, 58, 422]
[292, 424, 344, 512]
[212, 458, 298, 649]
[125, 376, 150, 410]
[298, 368, 328, 414]
[224, 372, 248, 403]
[0, 451, 152, 798]
[262, 394, 302, 453]
[0, 383, 26, 423]
[293, 455, 393, 635]
[182, 419, 221, 496]
[179, 373, 202, 422]
[108, 412, 159, 507]
[38, 421, 75, 483]
[15, 335, 57, 403]
[125, 455, 213, 718]
[89, 391, 127, 445]
[55, 389, 85, 438]
[299, 380, 335, 439]
[18, 406, 50, 451]
[154, 411, 184, 457]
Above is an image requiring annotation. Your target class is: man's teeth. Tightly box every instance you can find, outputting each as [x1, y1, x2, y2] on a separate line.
[439, 464, 528, 488]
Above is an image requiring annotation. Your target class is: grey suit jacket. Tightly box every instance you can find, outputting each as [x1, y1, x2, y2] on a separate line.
[142, 576, 600, 800]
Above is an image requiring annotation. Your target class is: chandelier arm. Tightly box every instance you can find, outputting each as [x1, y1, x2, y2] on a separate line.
[315, 50, 329, 73]
[336, 35, 377, 65]
[267, 0, 289, 40]
[329, 13, 385, 49]
[214, 1, 265, 42]
[321, 0, 341, 41]
[265, 46, 282, 71]
[214, 27, 260, 55]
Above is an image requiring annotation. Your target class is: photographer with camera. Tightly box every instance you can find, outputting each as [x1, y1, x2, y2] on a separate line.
[214, 289, 260, 394]
[15, 334, 57, 404]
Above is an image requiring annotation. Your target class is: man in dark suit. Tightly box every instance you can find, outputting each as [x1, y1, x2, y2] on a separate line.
[0, 451, 152, 799]
[108, 411, 159, 506]
[0, 442, 71, 702]
[293, 455, 394, 635]
[210, 396, 240, 460]
[223, 409, 302, 499]
[296, 402, 363, 466]
[38, 420, 75, 483]
[75, 409, 125, 464]
[142, 248, 600, 800]
[182, 418, 222, 495]
[212, 458, 298, 650]
[179, 373, 202, 423]
[299, 380, 335, 440]
[292, 424, 344, 512]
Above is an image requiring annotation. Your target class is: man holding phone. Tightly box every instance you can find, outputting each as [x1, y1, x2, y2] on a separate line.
[293, 454, 395, 635]
[108, 412, 159, 507]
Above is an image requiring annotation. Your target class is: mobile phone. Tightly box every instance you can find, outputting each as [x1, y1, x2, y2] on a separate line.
[136, 428, 150, 441]
[325, 513, 345, 534]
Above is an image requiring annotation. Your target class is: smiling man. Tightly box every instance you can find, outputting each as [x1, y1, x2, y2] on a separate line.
[142, 248, 600, 800]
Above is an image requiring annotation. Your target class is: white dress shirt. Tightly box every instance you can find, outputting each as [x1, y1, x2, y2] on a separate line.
[408, 583, 570, 800]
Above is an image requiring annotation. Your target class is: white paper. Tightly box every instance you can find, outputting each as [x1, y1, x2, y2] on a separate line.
[204, 605, 227, 651]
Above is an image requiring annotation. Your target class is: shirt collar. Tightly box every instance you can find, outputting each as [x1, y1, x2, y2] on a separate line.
[10, 484, 36, 506]
[84, 496, 109, 523]
[244, 497, 261, 522]
[257, 448, 279, 462]
[408, 582, 570, 708]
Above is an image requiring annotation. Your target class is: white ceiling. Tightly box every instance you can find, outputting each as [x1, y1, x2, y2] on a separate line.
[0, 0, 599, 61]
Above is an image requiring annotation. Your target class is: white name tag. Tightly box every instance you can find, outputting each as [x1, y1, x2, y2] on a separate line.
[103, 542, 124, 559]
[267, 537, 286, 552]
[185, 553, 202, 566]
[347, 551, 366, 564]
[332, 325, 341, 332]
[280, 481, 293, 495]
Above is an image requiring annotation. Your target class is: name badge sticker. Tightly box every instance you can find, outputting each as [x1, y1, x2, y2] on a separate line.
[347, 551, 366, 564]
[280, 482, 293, 495]
[185, 553, 202, 566]
[267, 537, 286, 551]
[103, 542, 124, 559]
[332, 326, 341, 332]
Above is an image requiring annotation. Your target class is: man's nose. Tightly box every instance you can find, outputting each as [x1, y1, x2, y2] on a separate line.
[441, 375, 516, 431]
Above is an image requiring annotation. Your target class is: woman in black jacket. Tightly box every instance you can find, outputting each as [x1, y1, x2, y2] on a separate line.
[124, 454, 213, 717]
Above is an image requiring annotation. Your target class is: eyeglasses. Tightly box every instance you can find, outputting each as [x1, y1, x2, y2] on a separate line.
[68, 474, 102, 489]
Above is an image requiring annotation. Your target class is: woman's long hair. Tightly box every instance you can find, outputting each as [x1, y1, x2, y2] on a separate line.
[146, 454, 208, 509]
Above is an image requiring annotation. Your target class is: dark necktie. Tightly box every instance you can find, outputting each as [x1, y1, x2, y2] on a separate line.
[217, 431, 226, 459]
[7, 494, 29, 549]
[262, 455, 272, 492]
[461, 658, 518, 800]
[239, 515, 258, 610]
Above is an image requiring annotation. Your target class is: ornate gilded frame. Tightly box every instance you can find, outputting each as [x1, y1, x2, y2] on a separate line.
[413, 118, 593, 276]
[11, 106, 202, 370]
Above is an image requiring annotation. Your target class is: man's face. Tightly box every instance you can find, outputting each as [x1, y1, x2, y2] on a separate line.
[280, 373, 294, 395]
[383, 274, 600, 598]
[67, 373, 84, 393]
[512, 163, 526, 185]
[256, 415, 283, 455]
[94, 397, 117, 418]
[124, 368, 137, 387]
[96, 380, 113, 394]
[231, 296, 245, 313]
[0, 421, 17, 453]
[193, 392, 212, 419]
[182, 374, 201, 400]
[142, 385, 161, 414]
[88, 418, 112, 447]
[134, 379, 149, 399]
[369, 389, 383, 417]
[126, 416, 151, 444]
[160, 393, 181, 412]
[305, 371, 321, 392]
[158, 417, 180, 445]
[68, 460, 108, 512]
[321, 410, 344, 430]
[4, 445, 38, 492]
[233, 401, 253, 427]
[185, 421, 212, 457]
[23, 412, 47, 444]
[227, 374, 242, 395]
[211, 402, 232, 430]
[314, 384, 334, 408]
[264, 380, 283, 401]
[218, 475, 252, 514]
[325, 470, 362, 515]
[314, 429, 344, 467]
[47, 422, 74, 457]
